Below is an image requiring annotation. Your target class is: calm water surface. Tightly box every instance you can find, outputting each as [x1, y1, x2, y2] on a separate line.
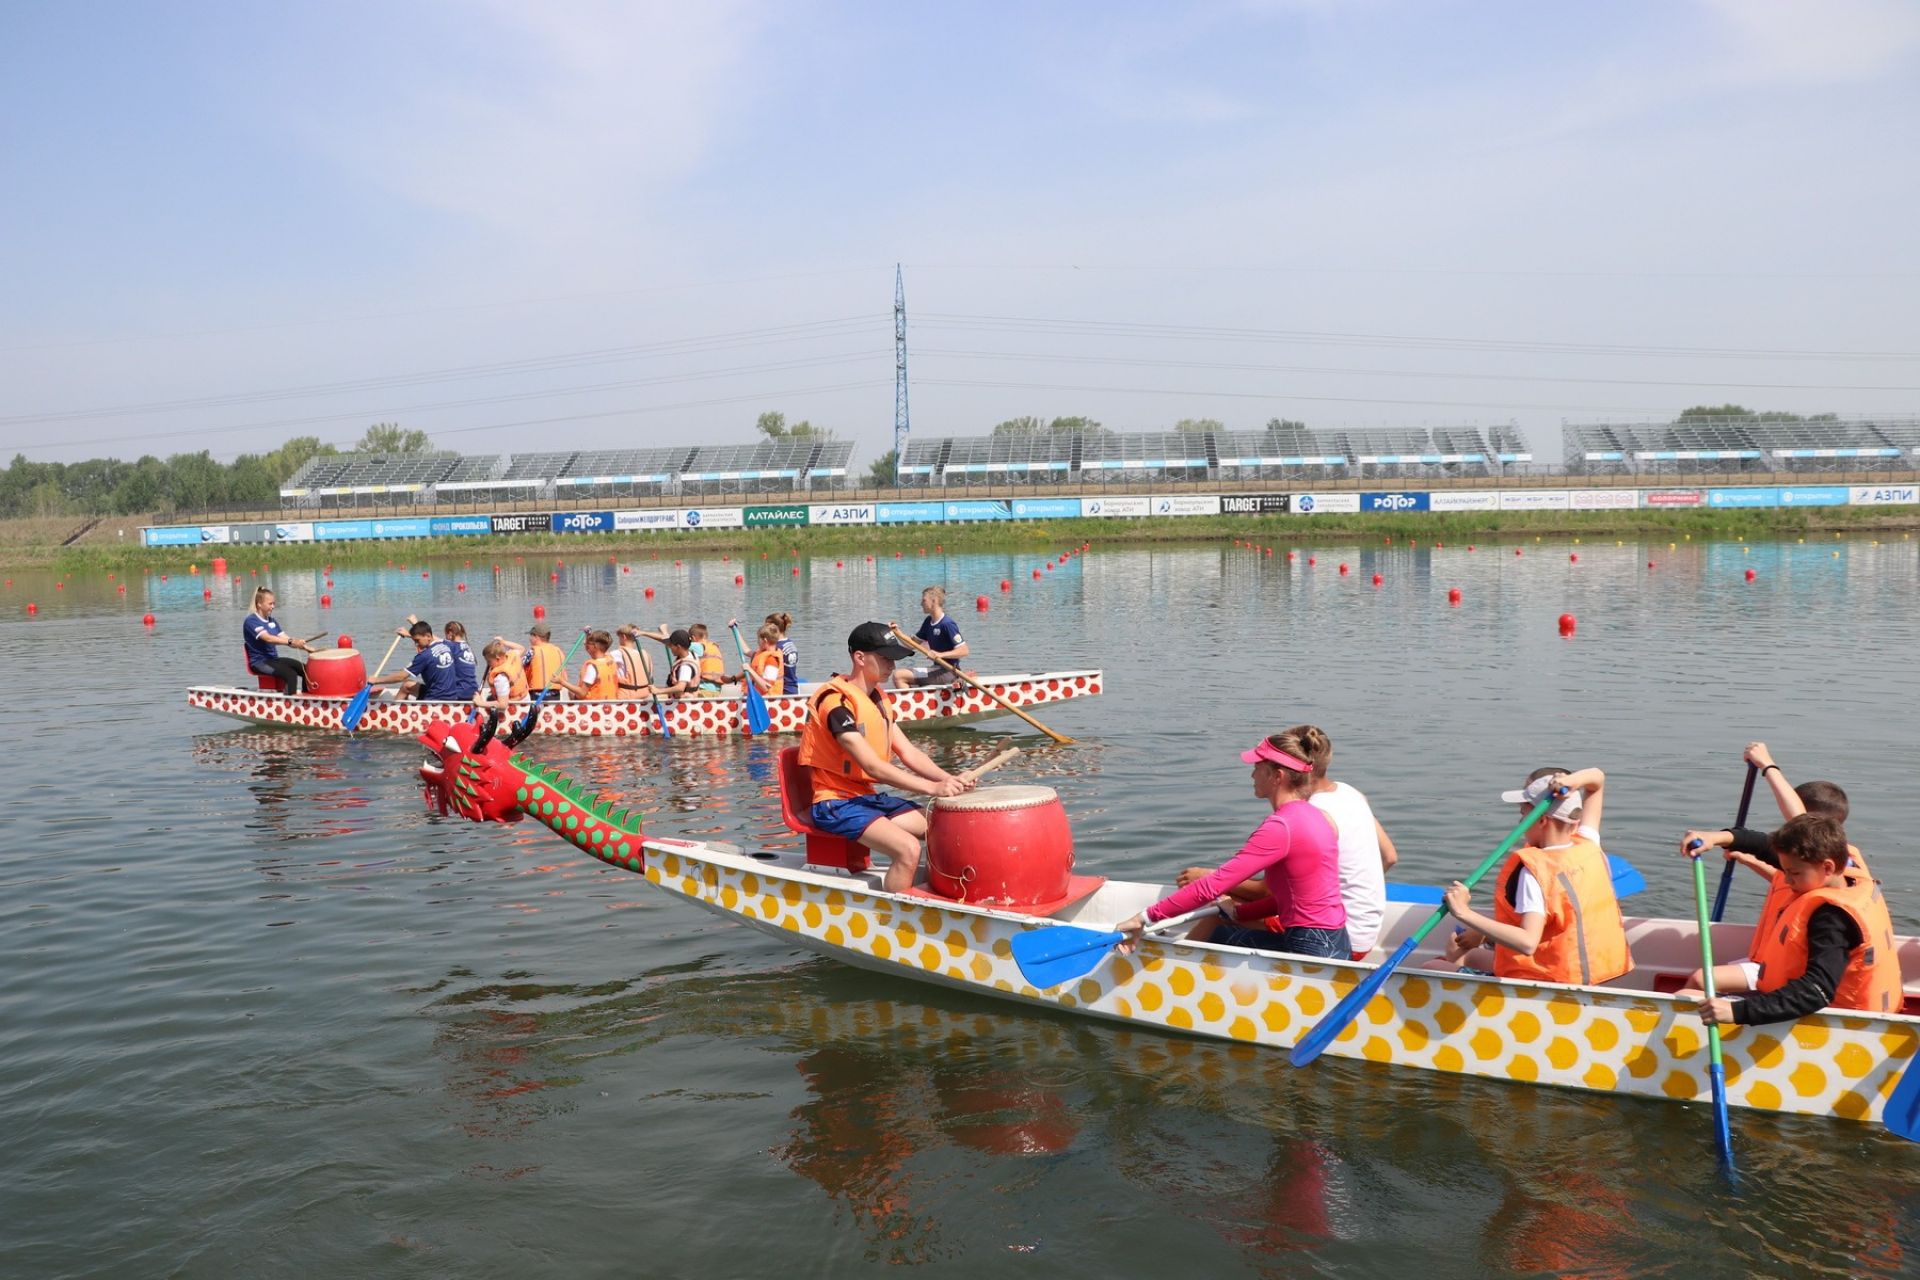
[3, 534, 1918, 1277]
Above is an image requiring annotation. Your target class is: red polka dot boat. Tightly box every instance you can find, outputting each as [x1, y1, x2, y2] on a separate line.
[413, 714, 1920, 1138]
[185, 669, 1102, 736]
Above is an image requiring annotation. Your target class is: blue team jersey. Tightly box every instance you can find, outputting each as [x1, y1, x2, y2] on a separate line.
[242, 612, 282, 670]
[916, 614, 963, 654]
[447, 639, 479, 698]
[408, 640, 465, 700]
[777, 637, 800, 695]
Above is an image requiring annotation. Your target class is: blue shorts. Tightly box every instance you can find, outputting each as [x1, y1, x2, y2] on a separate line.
[810, 794, 920, 840]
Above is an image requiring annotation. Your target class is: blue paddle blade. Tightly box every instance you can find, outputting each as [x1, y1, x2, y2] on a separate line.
[1010, 924, 1125, 990]
[654, 700, 673, 738]
[1607, 854, 1647, 898]
[1884, 1052, 1920, 1140]
[1709, 1062, 1737, 1167]
[1385, 883, 1445, 905]
[1290, 935, 1419, 1067]
[340, 685, 371, 732]
[745, 686, 771, 735]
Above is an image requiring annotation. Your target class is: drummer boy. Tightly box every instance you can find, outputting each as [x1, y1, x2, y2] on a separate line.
[799, 621, 974, 893]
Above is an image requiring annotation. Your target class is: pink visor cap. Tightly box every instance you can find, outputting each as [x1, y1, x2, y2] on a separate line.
[1240, 739, 1313, 772]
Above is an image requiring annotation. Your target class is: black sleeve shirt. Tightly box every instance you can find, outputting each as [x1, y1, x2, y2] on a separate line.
[1732, 904, 1861, 1025]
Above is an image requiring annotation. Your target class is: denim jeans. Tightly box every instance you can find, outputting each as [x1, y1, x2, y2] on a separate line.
[1212, 922, 1352, 959]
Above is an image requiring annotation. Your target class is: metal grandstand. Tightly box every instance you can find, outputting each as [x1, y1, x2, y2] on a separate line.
[1563, 416, 1920, 475]
[279, 453, 461, 508]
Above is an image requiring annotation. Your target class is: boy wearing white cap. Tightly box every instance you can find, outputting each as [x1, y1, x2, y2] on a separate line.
[1432, 767, 1633, 986]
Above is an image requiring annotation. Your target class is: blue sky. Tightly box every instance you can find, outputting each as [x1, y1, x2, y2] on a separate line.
[3, 0, 1919, 463]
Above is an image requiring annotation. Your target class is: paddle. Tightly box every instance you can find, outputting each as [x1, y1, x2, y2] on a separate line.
[1291, 790, 1556, 1068]
[1710, 763, 1761, 923]
[1883, 1044, 1920, 1141]
[729, 621, 771, 735]
[647, 636, 680, 738]
[1386, 852, 1647, 905]
[1688, 840, 1738, 1172]
[342, 631, 406, 732]
[1012, 907, 1210, 990]
[888, 622, 1074, 745]
[507, 628, 589, 743]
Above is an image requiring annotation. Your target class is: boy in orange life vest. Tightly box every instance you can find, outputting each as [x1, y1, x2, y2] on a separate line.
[1677, 741, 1863, 994]
[1683, 814, 1902, 1024]
[473, 639, 530, 706]
[1430, 767, 1633, 986]
[556, 630, 620, 700]
[799, 621, 974, 893]
[516, 623, 569, 695]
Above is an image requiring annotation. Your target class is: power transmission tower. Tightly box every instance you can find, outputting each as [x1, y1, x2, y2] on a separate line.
[893, 264, 909, 485]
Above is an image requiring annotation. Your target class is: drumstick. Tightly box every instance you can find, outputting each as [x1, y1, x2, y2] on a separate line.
[302, 631, 330, 645]
[958, 746, 1021, 783]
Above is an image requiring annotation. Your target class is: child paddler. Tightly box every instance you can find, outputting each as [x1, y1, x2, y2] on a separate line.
[1430, 768, 1632, 986]
[799, 621, 972, 893]
[1682, 814, 1901, 1024]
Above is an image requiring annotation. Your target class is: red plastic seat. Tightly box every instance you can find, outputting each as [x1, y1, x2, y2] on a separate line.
[246, 648, 283, 692]
[776, 746, 870, 873]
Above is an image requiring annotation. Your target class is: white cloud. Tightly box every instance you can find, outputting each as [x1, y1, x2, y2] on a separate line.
[1703, 0, 1920, 83]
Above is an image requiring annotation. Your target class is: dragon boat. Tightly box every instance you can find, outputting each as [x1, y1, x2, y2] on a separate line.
[414, 715, 1920, 1133]
[185, 669, 1100, 736]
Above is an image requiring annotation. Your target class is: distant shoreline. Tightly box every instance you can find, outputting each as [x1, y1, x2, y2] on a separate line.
[6, 507, 1917, 570]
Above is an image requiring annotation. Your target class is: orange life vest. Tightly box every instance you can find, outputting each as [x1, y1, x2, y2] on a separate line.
[1492, 838, 1633, 986]
[1750, 867, 1902, 1013]
[616, 645, 652, 691]
[1752, 844, 1871, 948]
[798, 675, 894, 802]
[525, 641, 567, 691]
[485, 657, 529, 700]
[579, 656, 620, 700]
[696, 640, 727, 691]
[750, 648, 783, 693]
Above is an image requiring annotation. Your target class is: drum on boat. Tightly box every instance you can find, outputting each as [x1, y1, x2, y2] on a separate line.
[305, 647, 366, 697]
[927, 784, 1074, 908]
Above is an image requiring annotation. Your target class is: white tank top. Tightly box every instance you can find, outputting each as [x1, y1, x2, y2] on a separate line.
[1309, 781, 1386, 954]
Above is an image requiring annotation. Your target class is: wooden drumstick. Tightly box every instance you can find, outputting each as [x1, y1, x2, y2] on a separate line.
[958, 746, 1021, 784]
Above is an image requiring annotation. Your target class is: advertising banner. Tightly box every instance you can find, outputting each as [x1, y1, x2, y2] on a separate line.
[1080, 496, 1150, 518]
[1009, 498, 1084, 519]
[1150, 495, 1223, 516]
[199, 525, 232, 544]
[430, 516, 494, 536]
[1497, 490, 1571, 511]
[144, 526, 202, 546]
[1360, 492, 1430, 513]
[1850, 484, 1920, 506]
[876, 501, 946, 524]
[676, 507, 744, 529]
[807, 503, 876, 525]
[272, 522, 314, 543]
[367, 518, 432, 538]
[1569, 489, 1639, 510]
[315, 520, 376, 541]
[1219, 494, 1292, 515]
[1428, 491, 1499, 512]
[1778, 486, 1849, 508]
[490, 513, 554, 534]
[614, 509, 679, 530]
[743, 504, 810, 528]
[1642, 489, 1706, 508]
[1708, 488, 1781, 509]
[1290, 493, 1360, 515]
[944, 500, 1013, 522]
[551, 510, 615, 533]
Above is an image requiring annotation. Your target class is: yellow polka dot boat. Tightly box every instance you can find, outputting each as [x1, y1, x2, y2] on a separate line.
[417, 716, 1920, 1130]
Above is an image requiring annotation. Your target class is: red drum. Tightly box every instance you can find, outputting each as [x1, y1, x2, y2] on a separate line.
[927, 785, 1074, 908]
[306, 647, 367, 697]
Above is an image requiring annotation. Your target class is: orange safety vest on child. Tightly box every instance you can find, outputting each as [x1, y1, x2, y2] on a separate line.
[485, 657, 529, 700]
[749, 648, 783, 693]
[1492, 839, 1633, 986]
[579, 656, 620, 700]
[1749, 867, 1902, 1013]
[696, 641, 727, 693]
[798, 676, 894, 802]
[1751, 844, 1872, 952]
[526, 641, 567, 691]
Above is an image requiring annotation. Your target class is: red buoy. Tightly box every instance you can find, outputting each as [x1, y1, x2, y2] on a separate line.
[320, 594, 332, 607]
[735, 574, 745, 585]
[1648, 561, 1656, 569]
[1447, 588, 1461, 606]
[142, 613, 155, 626]
[26, 602, 36, 615]
[1000, 579, 1012, 591]
[1307, 557, 1316, 566]
[1745, 568, 1757, 582]
[1467, 545, 1476, 552]
[1286, 550, 1295, 561]
[1515, 548, 1523, 557]
[202, 589, 212, 600]
[1558, 613, 1577, 635]
[936, 544, 943, 552]
[422, 570, 430, 578]
[337, 635, 352, 649]
[1031, 569, 1042, 579]
[1263, 547, 1272, 557]
[1338, 563, 1349, 575]
[116, 584, 126, 594]
[1569, 553, 1579, 563]
[533, 605, 546, 619]
[456, 583, 466, 592]
[791, 566, 800, 576]
[1371, 573, 1384, 586]
[975, 595, 990, 611]
[835, 560, 844, 568]
[644, 587, 655, 599]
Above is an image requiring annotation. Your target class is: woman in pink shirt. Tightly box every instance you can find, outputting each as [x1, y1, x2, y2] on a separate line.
[1118, 733, 1349, 958]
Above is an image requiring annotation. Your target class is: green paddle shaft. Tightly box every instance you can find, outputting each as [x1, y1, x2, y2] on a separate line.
[1403, 791, 1556, 953]
[1692, 857, 1725, 1067]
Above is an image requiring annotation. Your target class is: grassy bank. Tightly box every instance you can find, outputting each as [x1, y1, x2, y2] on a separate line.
[11, 506, 1918, 572]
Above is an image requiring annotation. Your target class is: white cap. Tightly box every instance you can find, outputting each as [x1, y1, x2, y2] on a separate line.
[1501, 776, 1583, 823]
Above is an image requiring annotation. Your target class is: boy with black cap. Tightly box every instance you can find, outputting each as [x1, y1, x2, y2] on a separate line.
[657, 629, 702, 698]
[799, 621, 973, 892]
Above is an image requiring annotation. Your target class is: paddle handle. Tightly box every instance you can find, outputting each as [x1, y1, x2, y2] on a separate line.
[1710, 762, 1760, 924]
[367, 632, 406, 682]
[958, 746, 1021, 783]
[1405, 791, 1557, 952]
[1690, 846, 1738, 1169]
[889, 622, 1074, 745]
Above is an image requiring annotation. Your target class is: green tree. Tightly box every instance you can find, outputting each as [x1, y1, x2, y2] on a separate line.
[1047, 415, 1104, 435]
[356, 422, 433, 453]
[269, 435, 339, 483]
[1677, 404, 1755, 420]
[755, 411, 789, 438]
[1265, 418, 1307, 432]
[755, 411, 834, 440]
[1172, 418, 1224, 434]
[992, 415, 1048, 436]
[865, 450, 899, 486]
